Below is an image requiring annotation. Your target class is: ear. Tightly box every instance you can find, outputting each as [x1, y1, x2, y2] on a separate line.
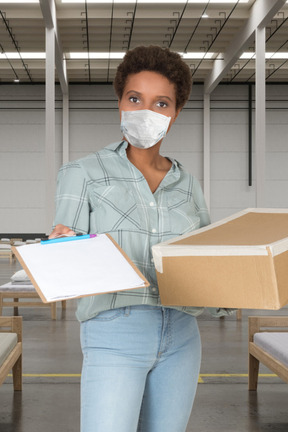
[174, 108, 181, 121]
[170, 108, 181, 126]
[118, 100, 122, 120]
[167, 108, 181, 134]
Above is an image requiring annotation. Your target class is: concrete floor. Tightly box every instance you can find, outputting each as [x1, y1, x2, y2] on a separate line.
[0, 259, 287, 432]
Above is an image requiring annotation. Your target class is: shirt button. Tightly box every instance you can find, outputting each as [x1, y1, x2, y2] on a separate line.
[152, 228, 157, 233]
[151, 287, 157, 293]
[150, 202, 155, 207]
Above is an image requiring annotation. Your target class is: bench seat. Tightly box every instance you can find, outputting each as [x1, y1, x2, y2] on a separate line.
[254, 332, 288, 368]
[0, 283, 66, 320]
[0, 317, 22, 391]
[249, 316, 288, 391]
[0, 333, 17, 366]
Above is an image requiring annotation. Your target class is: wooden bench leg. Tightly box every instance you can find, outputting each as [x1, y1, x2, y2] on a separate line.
[13, 354, 22, 391]
[249, 353, 259, 391]
[50, 303, 57, 320]
[13, 298, 19, 316]
[236, 309, 242, 320]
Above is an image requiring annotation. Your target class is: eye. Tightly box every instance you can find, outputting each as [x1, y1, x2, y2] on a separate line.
[129, 96, 140, 104]
[157, 101, 168, 108]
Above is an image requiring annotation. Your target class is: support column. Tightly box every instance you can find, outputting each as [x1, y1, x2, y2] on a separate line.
[45, 26, 56, 234]
[40, 0, 69, 233]
[203, 93, 211, 212]
[63, 92, 69, 165]
[255, 25, 266, 208]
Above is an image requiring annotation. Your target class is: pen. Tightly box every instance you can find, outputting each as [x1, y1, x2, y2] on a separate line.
[41, 234, 97, 245]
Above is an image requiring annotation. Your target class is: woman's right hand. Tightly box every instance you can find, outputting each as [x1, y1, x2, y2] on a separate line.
[48, 224, 76, 239]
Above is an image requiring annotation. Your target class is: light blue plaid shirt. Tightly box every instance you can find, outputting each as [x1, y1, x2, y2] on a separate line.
[54, 141, 233, 321]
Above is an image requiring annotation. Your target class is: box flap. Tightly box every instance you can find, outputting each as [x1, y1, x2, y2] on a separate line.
[172, 212, 288, 246]
[152, 209, 288, 273]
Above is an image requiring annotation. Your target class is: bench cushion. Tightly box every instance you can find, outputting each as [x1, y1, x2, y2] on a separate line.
[0, 333, 17, 366]
[11, 269, 30, 282]
[0, 282, 35, 292]
[0, 244, 11, 250]
[254, 332, 288, 367]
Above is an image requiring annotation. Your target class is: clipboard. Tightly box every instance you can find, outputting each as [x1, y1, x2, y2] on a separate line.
[12, 234, 149, 303]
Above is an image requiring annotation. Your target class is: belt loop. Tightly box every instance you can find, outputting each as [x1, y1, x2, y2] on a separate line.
[124, 306, 131, 316]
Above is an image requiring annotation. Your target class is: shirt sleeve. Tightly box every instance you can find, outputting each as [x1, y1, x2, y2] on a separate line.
[53, 162, 90, 234]
[192, 177, 211, 228]
[207, 307, 237, 317]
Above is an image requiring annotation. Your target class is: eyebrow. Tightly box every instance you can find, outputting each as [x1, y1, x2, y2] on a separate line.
[125, 90, 174, 102]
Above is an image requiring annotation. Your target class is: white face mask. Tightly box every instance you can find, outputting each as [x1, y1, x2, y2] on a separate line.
[120, 109, 171, 149]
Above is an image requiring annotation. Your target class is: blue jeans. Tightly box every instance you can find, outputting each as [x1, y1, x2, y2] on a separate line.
[80, 306, 201, 432]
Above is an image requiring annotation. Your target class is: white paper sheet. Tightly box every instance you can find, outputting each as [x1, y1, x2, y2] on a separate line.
[13, 234, 147, 302]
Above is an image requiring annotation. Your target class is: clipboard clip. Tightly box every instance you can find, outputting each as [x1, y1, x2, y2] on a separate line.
[41, 234, 97, 245]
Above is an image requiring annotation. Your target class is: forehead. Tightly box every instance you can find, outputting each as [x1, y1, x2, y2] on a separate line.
[124, 71, 176, 98]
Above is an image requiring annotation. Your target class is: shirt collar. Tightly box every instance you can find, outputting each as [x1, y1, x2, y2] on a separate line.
[105, 140, 128, 153]
[105, 140, 183, 183]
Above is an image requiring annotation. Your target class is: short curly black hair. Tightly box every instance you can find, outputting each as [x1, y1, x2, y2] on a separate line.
[114, 45, 192, 110]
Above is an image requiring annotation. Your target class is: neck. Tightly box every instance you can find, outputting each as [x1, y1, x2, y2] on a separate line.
[125, 141, 172, 193]
[126, 142, 162, 169]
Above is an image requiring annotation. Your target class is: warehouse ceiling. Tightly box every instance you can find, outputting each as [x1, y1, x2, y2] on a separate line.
[0, 0, 288, 86]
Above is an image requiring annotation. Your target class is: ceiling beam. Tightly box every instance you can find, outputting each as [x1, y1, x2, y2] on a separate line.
[204, 0, 286, 94]
[39, 0, 68, 94]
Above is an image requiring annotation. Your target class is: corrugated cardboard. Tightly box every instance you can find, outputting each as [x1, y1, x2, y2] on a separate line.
[152, 209, 288, 310]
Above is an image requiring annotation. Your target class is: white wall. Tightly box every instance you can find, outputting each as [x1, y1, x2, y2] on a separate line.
[210, 84, 288, 221]
[0, 85, 62, 233]
[0, 83, 287, 234]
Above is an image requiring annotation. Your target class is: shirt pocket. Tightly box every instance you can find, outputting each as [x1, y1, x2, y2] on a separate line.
[166, 196, 201, 235]
[88, 185, 141, 233]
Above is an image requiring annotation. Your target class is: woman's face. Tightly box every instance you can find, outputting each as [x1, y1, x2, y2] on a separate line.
[118, 70, 180, 133]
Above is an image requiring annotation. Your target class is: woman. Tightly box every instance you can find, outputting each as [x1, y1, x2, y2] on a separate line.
[50, 46, 233, 432]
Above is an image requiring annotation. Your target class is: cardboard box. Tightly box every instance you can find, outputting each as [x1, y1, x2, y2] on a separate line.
[152, 209, 288, 310]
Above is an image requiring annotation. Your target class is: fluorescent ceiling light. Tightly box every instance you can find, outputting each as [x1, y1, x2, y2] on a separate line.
[69, 52, 126, 59]
[62, 0, 249, 3]
[266, 52, 288, 60]
[181, 52, 214, 59]
[2, 51, 287, 61]
[0, 52, 213, 61]
[240, 52, 255, 60]
[0, 52, 45, 59]
[240, 52, 288, 60]
[190, 0, 248, 2]
[69, 52, 214, 59]
[2, 0, 39, 3]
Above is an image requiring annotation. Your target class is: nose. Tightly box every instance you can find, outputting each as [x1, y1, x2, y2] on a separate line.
[139, 96, 155, 112]
[142, 103, 154, 112]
